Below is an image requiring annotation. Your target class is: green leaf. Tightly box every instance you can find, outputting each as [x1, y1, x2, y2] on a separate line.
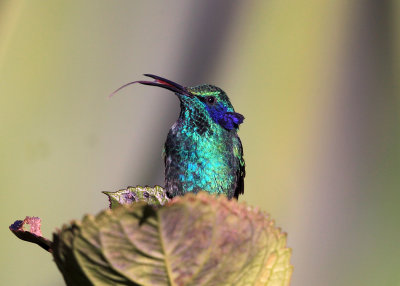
[103, 185, 169, 209]
[53, 192, 293, 285]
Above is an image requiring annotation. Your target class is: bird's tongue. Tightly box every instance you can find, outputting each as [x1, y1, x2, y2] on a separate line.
[110, 74, 188, 97]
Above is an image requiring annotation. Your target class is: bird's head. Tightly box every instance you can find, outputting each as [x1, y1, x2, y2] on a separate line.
[111, 74, 244, 130]
[185, 84, 244, 130]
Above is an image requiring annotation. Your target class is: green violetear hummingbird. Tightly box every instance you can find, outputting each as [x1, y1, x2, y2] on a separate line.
[112, 74, 245, 199]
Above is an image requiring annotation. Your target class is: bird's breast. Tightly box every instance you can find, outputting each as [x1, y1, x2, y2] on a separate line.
[164, 123, 237, 196]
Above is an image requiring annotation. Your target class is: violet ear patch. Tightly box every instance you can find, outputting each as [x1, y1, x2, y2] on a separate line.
[219, 112, 245, 130]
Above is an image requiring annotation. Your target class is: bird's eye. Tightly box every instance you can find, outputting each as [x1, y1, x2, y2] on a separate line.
[206, 96, 215, 105]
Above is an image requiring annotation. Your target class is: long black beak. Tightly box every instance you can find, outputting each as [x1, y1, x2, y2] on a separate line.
[110, 74, 188, 97]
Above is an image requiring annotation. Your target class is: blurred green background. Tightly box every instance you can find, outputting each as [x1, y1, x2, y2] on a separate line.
[1, 1, 399, 285]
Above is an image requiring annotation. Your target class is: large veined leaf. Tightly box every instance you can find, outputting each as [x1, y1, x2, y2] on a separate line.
[52, 192, 292, 285]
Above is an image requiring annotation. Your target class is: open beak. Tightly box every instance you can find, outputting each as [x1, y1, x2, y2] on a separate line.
[110, 74, 189, 97]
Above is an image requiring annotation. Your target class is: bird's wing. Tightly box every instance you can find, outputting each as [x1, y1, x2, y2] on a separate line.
[233, 135, 245, 199]
[162, 145, 166, 166]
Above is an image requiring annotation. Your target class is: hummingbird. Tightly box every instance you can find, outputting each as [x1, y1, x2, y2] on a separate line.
[112, 74, 245, 199]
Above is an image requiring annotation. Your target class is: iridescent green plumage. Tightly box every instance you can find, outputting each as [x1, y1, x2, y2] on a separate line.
[114, 74, 245, 199]
[164, 84, 245, 199]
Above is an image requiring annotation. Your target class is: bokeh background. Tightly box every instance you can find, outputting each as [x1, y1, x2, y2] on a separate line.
[1, 1, 399, 285]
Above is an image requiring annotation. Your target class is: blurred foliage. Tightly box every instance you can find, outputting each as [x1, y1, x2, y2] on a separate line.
[11, 193, 292, 285]
[53, 193, 292, 286]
